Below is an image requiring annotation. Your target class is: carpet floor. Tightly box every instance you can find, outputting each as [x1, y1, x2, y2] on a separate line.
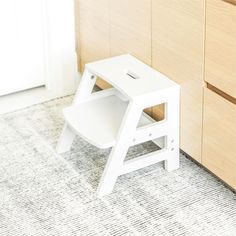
[0, 96, 235, 236]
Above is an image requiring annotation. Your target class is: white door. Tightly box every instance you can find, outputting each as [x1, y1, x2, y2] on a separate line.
[0, 0, 46, 96]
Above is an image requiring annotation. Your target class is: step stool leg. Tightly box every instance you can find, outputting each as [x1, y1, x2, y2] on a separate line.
[97, 102, 142, 197]
[97, 141, 130, 197]
[57, 68, 95, 153]
[73, 68, 96, 105]
[164, 88, 180, 172]
[56, 124, 75, 153]
[164, 147, 179, 172]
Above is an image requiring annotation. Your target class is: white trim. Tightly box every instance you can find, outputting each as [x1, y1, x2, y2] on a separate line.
[41, 0, 50, 90]
[43, 0, 78, 96]
[0, 86, 63, 115]
[0, 0, 78, 98]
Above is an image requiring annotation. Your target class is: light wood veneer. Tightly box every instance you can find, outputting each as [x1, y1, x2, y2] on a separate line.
[110, 0, 152, 65]
[109, 0, 152, 114]
[152, 0, 205, 162]
[203, 88, 236, 188]
[205, 0, 236, 98]
[75, 0, 236, 189]
[78, 0, 110, 88]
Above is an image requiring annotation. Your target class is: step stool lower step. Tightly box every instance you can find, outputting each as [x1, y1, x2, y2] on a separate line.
[63, 94, 153, 149]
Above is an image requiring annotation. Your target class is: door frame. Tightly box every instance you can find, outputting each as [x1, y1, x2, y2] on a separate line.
[42, 0, 78, 96]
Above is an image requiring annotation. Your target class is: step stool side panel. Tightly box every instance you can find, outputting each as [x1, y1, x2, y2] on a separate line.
[164, 87, 180, 171]
[73, 69, 96, 105]
[97, 101, 143, 196]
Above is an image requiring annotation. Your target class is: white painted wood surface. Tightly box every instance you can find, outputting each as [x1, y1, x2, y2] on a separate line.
[86, 54, 178, 99]
[57, 55, 180, 196]
[63, 95, 152, 149]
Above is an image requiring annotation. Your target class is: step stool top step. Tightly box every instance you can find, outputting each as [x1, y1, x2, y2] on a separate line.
[86, 54, 179, 99]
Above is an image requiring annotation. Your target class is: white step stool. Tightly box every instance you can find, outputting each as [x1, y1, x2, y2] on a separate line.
[57, 54, 180, 196]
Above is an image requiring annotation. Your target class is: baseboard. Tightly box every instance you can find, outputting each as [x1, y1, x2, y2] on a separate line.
[0, 86, 74, 115]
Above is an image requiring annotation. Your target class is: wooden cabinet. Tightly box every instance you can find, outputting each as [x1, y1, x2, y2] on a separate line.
[77, 0, 110, 88]
[203, 0, 236, 189]
[77, 0, 205, 161]
[205, 0, 236, 98]
[78, 0, 109, 68]
[110, 0, 152, 65]
[76, 0, 236, 188]
[202, 88, 236, 188]
[77, 0, 152, 90]
[75, 0, 236, 189]
[152, 0, 205, 162]
[110, 0, 152, 115]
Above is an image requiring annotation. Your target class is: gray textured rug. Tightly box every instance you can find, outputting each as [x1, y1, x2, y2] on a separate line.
[0, 96, 236, 236]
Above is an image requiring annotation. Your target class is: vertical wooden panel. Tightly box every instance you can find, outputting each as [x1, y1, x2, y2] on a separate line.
[110, 0, 152, 114]
[110, 0, 152, 65]
[203, 88, 236, 188]
[152, 0, 205, 162]
[78, 0, 110, 68]
[78, 0, 110, 88]
[205, 0, 236, 98]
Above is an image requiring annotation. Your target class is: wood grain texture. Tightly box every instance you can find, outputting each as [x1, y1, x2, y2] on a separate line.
[152, 0, 205, 162]
[203, 88, 236, 189]
[77, 0, 111, 88]
[205, 0, 236, 98]
[110, 0, 152, 115]
[207, 83, 236, 105]
[110, 0, 152, 65]
[222, 0, 236, 6]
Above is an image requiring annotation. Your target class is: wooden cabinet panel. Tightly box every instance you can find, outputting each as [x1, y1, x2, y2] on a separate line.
[110, 0, 152, 114]
[78, 0, 109, 68]
[78, 0, 110, 88]
[203, 88, 236, 189]
[110, 0, 152, 65]
[152, 0, 205, 162]
[205, 0, 236, 98]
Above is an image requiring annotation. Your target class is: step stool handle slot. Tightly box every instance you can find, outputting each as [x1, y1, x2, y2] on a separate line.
[124, 69, 141, 80]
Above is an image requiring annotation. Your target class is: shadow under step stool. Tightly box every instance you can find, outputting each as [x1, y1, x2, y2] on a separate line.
[57, 54, 180, 197]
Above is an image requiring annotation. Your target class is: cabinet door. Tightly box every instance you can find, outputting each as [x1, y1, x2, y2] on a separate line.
[78, 0, 110, 88]
[203, 88, 236, 189]
[110, 0, 152, 65]
[110, 0, 152, 114]
[205, 0, 236, 98]
[152, 0, 205, 162]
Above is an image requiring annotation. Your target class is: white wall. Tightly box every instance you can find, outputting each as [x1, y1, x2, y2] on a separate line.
[44, 0, 79, 96]
[0, 0, 78, 97]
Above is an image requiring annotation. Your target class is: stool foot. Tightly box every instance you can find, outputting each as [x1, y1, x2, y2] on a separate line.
[164, 151, 179, 172]
[56, 124, 75, 153]
[97, 147, 128, 197]
[97, 176, 118, 197]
